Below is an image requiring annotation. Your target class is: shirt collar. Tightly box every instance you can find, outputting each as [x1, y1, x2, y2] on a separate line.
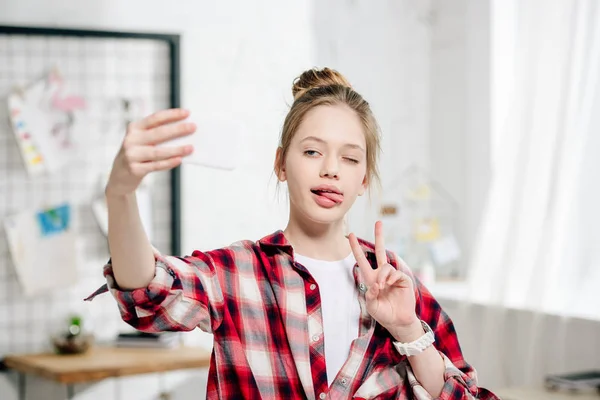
[258, 230, 377, 260]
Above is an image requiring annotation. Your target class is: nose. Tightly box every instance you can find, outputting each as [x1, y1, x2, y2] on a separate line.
[320, 155, 339, 179]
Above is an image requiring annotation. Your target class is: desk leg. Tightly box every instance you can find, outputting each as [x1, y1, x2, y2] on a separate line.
[67, 384, 75, 399]
[18, 373, 26, 400]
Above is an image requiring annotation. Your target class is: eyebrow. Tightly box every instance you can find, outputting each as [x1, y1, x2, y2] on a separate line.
[300, 136, 365, 152]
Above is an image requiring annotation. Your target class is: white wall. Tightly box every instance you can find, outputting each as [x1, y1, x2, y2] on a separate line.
[312, 0, 433, 242]
[0, 1, 313, 399]
[430, 0, 491, 274]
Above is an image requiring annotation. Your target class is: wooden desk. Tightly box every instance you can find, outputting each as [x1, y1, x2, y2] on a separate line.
[3, 345, 211, 400]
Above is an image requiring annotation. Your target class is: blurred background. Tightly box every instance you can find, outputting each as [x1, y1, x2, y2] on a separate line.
[0, 0, 598, 399]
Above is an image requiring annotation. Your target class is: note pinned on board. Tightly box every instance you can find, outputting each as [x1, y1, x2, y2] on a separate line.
[3, 203, 78, 297]
[415, 217, 441, 242]
[7, 69, 86, 176]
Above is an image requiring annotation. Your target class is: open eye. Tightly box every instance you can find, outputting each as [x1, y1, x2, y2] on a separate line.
[304, 150, 320, 157]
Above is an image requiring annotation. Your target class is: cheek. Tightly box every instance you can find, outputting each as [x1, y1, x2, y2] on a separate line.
[350, 172, 367, 196]
[347, 164, 367, 185]
[284, 166, 307, 192]
[287, 155, 315, 183]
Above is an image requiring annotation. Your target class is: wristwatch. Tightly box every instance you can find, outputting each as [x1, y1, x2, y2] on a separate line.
[393, 320, 435, 357]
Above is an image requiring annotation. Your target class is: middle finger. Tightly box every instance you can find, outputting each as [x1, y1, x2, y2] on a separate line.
[141, 121, 197, 146]
[127, 144, 193, 163]
[374, 221, 388, 268]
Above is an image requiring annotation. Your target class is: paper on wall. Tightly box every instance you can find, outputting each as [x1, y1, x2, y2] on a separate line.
[3, 203, 78, 297]
[415, 217, 441, 242]
[7, 69, 86, 176]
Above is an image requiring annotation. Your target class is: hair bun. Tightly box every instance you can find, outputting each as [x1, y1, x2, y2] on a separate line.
[292, 67, 352, 100]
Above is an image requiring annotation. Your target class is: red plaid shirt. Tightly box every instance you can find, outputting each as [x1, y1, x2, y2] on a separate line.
[86, 231, 499, 399]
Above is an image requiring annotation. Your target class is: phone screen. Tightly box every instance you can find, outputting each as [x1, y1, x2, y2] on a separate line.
[159, 115, 244, 171]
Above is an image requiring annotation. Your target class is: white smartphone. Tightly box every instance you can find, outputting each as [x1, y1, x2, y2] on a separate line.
[158, 115, 243, 171]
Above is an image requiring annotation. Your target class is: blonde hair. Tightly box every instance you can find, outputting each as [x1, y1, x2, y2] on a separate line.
[276, 67, 382, 191]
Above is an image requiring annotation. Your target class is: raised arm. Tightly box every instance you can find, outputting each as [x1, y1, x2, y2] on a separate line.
[85, 109, 228, 334]
[105, 108, 195, 290]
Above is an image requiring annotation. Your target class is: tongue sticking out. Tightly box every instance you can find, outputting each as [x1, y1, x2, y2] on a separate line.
[313, 190, 343, 204]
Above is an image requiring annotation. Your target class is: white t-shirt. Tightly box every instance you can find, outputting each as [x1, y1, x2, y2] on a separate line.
[294, 252, 361, 387]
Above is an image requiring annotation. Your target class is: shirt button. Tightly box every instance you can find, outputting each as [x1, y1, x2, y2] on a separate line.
[309, 283, 316, 290]
[312, 334, 320, 342]
[319, 393, 327, 399]
[340, 378, 347, 385]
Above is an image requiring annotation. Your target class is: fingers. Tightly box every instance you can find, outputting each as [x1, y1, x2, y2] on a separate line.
[107, 109, 192, 196]
[131, 108, 190, 130]
[377, 263, 395, 289]
[131, 157, 183, 176]
[348, 233, 376, 285]
[145, 121, 197, 145]
[365, 282, 379, 304]
[124, 144, 193, 163]
[123, 143, 190, 177]
[374, 220, 388, 268]
[128, 120, 196, 146]
[386, 270, 411, 289]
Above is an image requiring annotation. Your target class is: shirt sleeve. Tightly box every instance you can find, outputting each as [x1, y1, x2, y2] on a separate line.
[84, 248, 225, 334]
[394, 255, 501, 399]
[404, 351, 500, 399]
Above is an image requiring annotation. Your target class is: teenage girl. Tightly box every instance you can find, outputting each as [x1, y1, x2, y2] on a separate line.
[86, 68, 499, 400]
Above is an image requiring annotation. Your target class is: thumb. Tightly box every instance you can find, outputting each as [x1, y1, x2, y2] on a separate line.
[366, 283, 379, 304]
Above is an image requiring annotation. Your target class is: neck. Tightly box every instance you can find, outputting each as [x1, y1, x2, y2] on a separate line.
[283, 209, 352, 261]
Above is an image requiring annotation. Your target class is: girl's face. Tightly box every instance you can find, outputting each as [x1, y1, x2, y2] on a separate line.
[276, 104, 368, 226]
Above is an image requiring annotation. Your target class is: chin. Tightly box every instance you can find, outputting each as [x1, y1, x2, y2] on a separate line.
[303, 204, 347, 225]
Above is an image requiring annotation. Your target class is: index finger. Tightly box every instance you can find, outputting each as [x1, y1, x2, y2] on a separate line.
[374, 220, 388, 267]
[132, 108, 190, 130]
[348, 233, 376, 285]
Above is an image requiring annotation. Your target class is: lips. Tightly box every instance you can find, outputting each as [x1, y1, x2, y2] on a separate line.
[310, 185, 344, 204]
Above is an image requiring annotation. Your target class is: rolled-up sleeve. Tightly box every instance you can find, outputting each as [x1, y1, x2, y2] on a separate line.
[405, 352, 492, 399]
[85, 250, 225, 334]
[391, 253, 499, 399]
[403, 278, 500, 399]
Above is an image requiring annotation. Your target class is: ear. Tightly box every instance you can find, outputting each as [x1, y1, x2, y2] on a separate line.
[274, 147, 287, 182]
[358, 174, 368, 196]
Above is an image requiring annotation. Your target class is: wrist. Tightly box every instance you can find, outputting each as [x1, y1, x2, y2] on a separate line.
[391, 320, 436, 357]
[105, 185, 136, 201]
[390, 318, 425, 343]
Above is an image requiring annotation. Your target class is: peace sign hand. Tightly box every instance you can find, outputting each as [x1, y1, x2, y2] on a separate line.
[349, 221, 423, 342]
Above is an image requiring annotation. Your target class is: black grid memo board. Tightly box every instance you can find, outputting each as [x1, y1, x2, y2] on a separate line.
[0, 25, 182, 358]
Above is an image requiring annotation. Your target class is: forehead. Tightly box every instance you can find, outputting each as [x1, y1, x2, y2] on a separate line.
[293, 104, 366, 147]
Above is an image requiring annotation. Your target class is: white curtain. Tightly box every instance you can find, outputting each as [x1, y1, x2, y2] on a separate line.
[467, 0, 600, 320]
[450, 0, 600, 391]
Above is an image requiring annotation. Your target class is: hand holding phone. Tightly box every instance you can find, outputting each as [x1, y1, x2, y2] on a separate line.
[106, 108, 196, 197]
